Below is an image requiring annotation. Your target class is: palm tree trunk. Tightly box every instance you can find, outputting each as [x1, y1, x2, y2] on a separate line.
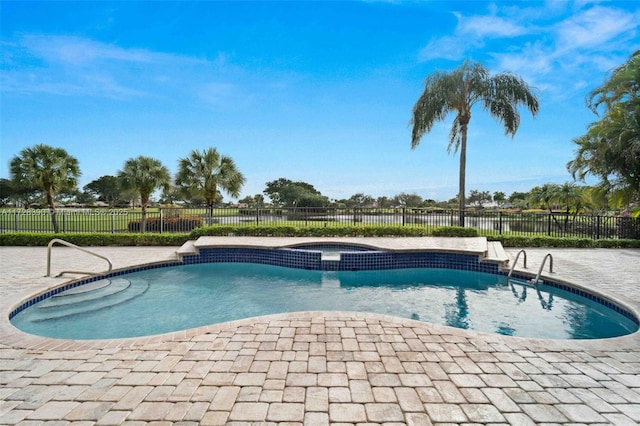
[458, 127, 468, 227]
[45, 186, 59, 233]
[141, 195, 148, 233]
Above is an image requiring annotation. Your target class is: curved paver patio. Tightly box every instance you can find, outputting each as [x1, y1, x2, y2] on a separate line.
[1, 242, 639, 425]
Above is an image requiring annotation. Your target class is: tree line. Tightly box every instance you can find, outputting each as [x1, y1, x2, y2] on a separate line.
[2, 52, 638, 232]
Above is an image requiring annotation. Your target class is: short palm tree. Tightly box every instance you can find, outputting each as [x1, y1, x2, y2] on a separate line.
[175, 148, 245, 210]
[10, 144, 80, 233]
[118, 156, 171, 232]
[410, 60, 539, 226]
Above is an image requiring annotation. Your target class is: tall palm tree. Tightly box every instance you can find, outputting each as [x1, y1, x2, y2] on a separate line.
[528, 183, 560, 213]
[410, 60, 539, 226]
[555, 182, 586, 231]
[175, 148, 245, 210]
[118, 156, 171, 233]
[10, 144, 80, 233]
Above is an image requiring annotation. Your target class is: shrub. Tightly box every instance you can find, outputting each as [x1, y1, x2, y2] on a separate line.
[431, 226, 478, 237]
[0, 232, 189, 246]
[128, 215, 203, 233]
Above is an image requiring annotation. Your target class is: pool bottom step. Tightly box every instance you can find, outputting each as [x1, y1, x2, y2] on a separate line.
[30, 278, 149, 322]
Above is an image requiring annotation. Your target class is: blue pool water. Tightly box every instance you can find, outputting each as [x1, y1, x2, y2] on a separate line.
[11, 262, 638, 340]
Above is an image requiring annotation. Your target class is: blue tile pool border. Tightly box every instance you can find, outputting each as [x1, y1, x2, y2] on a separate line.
[9, 246, 639, 328]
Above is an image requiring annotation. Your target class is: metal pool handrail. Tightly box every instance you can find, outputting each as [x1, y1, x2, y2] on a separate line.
[507, 249, 527, 283]
[532, 253, 553, 286]
[46, 238, 113, 277]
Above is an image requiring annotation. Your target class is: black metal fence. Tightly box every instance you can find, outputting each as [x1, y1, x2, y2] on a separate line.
[1, 207, 639, 240]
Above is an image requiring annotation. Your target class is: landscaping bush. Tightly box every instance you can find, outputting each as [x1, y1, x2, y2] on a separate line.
[0, 232, 190, 246]
[2, 225, 639, 248]
[431, 226, 478, 237]
[127, 215, 203, 233]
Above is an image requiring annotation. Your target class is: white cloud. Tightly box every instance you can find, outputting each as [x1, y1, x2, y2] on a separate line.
[21, 35, 154, 65]
[418, 2, 639, 103]
[1, 34, 225, 101]
[555, 6, 639, 51]
[455, 13, 528, 38]
[418, 35, 480, 62]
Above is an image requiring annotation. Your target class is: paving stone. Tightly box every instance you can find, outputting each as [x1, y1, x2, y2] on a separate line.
[364, 403, 404, 422]
[520, 403, 569, 422]
[556, 403, 607, 422]
[304, 411, 329, 426]
[424, 403, 467, 423]
[128, 401, 173, 420]
[394, 387, 423, 411]
[305, 387, 329, 411]
[460, 403, 506, 422]
[329, 403, 367, 422]
[27, 401, 79, 420]
[228, 402, 269, 421]
[267, 402, 305, 422]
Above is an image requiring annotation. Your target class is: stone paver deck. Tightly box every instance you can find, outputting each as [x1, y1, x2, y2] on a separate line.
[1, 240, 639, 425]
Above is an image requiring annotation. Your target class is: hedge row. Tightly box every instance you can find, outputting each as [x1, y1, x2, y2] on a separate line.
[189, 225, 477, 238]
[486, 235, 640, 248]
[127, 216, 203, 233]
[0, 232, 190, 247]
[1, 225, 639, 248]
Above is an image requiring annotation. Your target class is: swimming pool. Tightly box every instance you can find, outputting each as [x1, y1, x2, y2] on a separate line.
[10, 243, 639, 340]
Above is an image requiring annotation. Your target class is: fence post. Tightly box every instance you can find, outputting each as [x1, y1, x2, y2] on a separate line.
[547, 213, 551, 236]
[499, 211, 503, 235]
[159, 208, 163, 234]
[256, 207, 260, 225]
[111, 214, 115, 234]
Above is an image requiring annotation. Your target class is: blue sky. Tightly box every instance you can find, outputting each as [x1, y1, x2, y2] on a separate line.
[2, 1, 639, 202]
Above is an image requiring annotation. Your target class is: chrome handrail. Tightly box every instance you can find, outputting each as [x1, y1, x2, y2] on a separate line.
[46, 238, 113, 277]
[507, 249, 527, 283]
[532, 253, 553, 286]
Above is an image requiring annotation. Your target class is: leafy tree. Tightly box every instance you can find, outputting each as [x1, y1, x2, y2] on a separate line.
[84, 175, 123, 207]
[159, 185, 182, 206]
[9, 144, 80, 232]
[263, 178, 329, 207]
[567, 50, 640, 215]
[493, 191, 506, 204]
[467, 189, 492, 208]
[75, 190, 96, 206]
[410, 60, 539, 225]
[507, 191, 528, 209]
[392, 192, 424, 208]
[118, 156, 171, 232]
[528, 183, 560, 212]
[0, 178, 33, 207]
[555, 182, 585, 214]
[345, 193, 375, 208]
[376, 196, 393, 208]
[238, 194, 265, 207]
[175, 148, 245, 210]
[554, 182, 586, 231]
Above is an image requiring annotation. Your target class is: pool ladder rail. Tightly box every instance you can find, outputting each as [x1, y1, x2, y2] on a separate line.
[507, 250, 553, 286]
[46, 238, 113, 277]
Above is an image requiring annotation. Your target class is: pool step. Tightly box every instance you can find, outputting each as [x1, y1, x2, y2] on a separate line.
[43, 278, 130, 307]
[485, 241, 509, 269]
[30, 278, 149, 322]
